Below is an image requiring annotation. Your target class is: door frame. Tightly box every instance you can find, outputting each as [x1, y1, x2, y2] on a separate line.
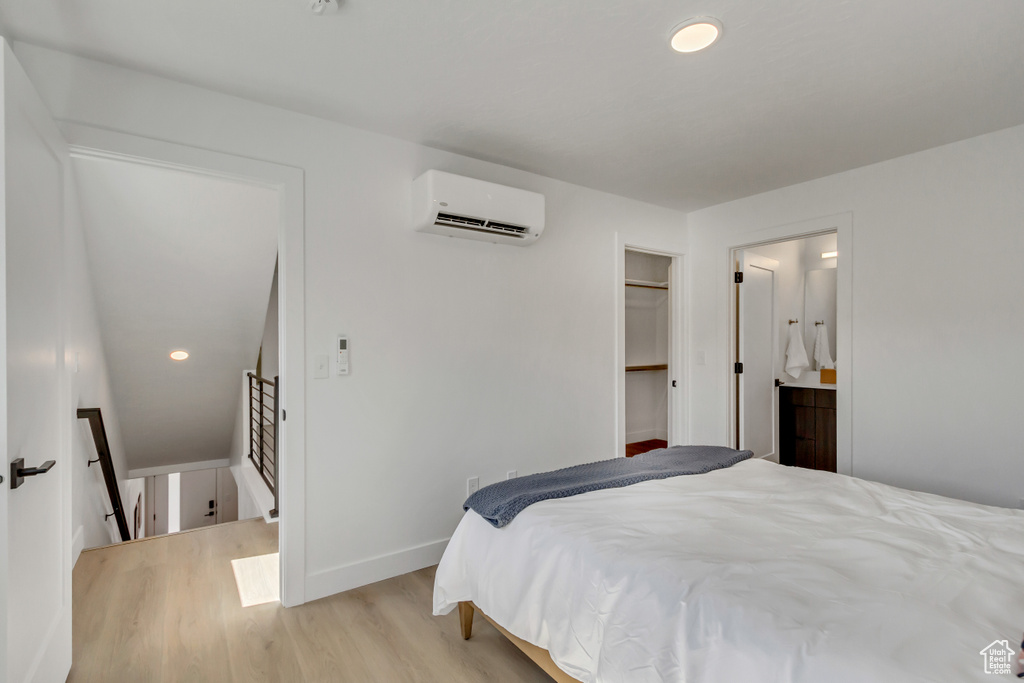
[60, 124, 308, 606]
[726, 212, 852, 475]
[615, 237, 687, 456]
[736, 251, 780, 461]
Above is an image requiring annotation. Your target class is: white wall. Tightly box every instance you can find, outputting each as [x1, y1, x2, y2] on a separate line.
[66, 173, 131, 559]
[14, 43, 688, 598]
[744, 240, 807, 381]
[228, 369, 262, 521]
[687, 122, 1024, 509]
[260, 262, 279, 381]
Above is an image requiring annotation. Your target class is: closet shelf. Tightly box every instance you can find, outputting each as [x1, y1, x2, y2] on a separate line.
[625, 279, 669, 290]
[625, 364, 669, 373]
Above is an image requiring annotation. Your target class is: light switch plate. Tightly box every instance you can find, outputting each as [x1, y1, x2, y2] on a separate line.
[313, 354, 330, 379]
[467, 477, 480, 497]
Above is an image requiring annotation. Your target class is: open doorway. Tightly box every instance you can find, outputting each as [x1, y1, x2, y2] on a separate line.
[731, 232, 838, 470]
[621, 247, 684, 457]
[62, 124, 306, 607]
[69, 150, 278, 540]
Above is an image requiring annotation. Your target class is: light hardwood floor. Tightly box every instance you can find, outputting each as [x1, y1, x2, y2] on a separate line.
[71, 519, 552, 682]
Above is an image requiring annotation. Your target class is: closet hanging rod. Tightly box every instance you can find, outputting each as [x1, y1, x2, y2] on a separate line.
[625, 279, 669, 290]
[788, 319, 799, 325]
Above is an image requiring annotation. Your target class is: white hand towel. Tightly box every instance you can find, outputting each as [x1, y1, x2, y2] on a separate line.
[784, 324, 810, 378]
[813, 324, 835, 370]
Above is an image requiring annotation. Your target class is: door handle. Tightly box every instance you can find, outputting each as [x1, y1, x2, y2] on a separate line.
[10, 458, 56, 489]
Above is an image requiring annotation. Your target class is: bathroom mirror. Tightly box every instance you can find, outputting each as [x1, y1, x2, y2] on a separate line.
[803, 268, 837, 363]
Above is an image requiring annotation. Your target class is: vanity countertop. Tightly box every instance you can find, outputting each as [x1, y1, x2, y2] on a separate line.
[780, 376, 836, 391]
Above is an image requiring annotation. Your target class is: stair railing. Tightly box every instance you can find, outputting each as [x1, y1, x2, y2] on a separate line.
[247, 372, 279, 518]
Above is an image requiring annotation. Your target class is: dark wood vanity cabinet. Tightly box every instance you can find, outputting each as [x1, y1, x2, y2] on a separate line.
[779, 387, 836, 472]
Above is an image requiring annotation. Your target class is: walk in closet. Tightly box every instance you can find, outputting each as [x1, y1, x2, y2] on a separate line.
[624, 249, 671, 456]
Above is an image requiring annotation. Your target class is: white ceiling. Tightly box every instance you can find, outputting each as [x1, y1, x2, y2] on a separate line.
[3, 1, 1024, 211]
[72, 156, 278, 472]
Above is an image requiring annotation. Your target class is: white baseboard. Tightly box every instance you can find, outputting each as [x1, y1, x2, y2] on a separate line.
[305, 538, 450, 603]
[72, 525, 85, 568]
[625, 429, 669, 444]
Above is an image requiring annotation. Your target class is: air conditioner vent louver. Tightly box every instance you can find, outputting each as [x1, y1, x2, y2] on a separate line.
[413, 171, 545, 246]
[436, 212, 486, 228]
[433, 214, 529, 239]
[484, 221, 528, 235]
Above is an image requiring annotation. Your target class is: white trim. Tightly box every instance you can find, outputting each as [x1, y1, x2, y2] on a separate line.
[625, 428, 669, 444]
[71, 526, 84, 568]
[305, 539, 450, 604]
[58, 124, 307, 606]
[616, 235, 688, 456]
[127, 459, 230, 480]
[239, 459, 280, 525]
[725, 212, 853, 475]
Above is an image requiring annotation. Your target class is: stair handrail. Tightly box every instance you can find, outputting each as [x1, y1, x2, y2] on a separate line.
[77, 408, 131, 542]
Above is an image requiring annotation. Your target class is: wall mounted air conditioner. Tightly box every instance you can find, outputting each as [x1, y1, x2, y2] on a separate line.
[412, 170, 545, 246]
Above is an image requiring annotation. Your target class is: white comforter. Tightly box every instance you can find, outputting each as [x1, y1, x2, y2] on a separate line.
[433, 458, 1024, 682]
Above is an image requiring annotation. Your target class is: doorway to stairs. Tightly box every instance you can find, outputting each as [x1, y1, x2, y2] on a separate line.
[63, 125, 306, 607]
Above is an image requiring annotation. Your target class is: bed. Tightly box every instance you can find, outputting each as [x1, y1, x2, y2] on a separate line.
[433, 457, 1024, 682]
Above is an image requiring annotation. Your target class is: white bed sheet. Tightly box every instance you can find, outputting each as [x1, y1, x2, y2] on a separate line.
[433, 458, 1024, 682]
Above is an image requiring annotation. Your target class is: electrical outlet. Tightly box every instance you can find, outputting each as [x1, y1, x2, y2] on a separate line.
[507, 470, 518, 480]
[1019, 497, 1024, 510]
[467, 477, 480, 497]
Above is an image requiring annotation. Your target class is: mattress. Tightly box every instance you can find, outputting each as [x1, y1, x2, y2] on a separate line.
[433, 458, 1024, 682]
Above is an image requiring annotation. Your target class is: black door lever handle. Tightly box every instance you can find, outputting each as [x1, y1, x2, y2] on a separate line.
[10, 458, 56, 489]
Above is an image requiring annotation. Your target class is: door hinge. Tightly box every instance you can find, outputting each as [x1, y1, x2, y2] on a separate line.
[734, 362, 743, 374]
[734, 271, 743, 283]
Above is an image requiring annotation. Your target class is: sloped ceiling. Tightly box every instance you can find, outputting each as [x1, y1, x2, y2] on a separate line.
[2, 0, 1024, 212]
[72, 156, 278, 472]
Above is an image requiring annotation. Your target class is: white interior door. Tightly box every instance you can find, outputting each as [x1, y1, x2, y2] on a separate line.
[737, 252, 779, 460]
[0, 41, 73, 683]
[179, 468, 218, 531]
[216, 467, 238, 524]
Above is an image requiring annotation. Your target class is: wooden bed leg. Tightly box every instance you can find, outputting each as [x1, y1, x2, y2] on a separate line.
[458, 601, 474, 640]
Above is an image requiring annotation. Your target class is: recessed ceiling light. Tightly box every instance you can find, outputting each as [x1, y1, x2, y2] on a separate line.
[170, 350, 189, 361]
[670, 18, 723, 53]
[821, 251, 838, 259]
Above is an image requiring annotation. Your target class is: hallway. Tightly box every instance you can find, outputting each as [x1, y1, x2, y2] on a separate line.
[71, 519, 549, 682]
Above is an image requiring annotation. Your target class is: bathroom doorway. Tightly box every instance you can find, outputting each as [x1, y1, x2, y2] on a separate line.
[732, 232, 838, 464]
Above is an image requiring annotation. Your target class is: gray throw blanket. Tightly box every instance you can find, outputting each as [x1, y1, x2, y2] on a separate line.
[464, 445, 752, 528]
